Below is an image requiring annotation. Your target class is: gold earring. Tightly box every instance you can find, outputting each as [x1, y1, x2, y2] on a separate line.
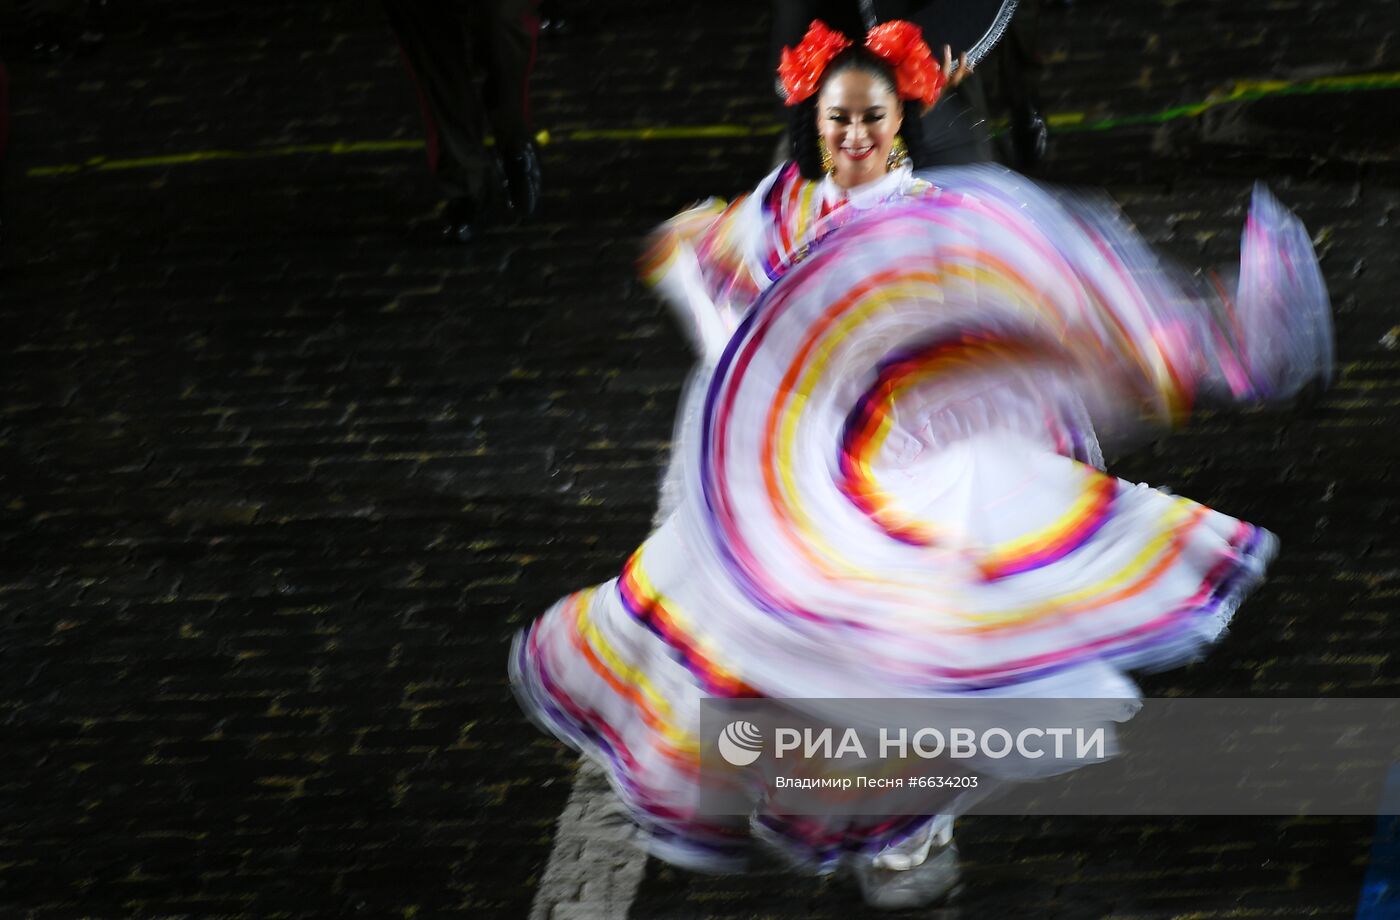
[818, 137, 835, 176]
[887, 135, 909, 170]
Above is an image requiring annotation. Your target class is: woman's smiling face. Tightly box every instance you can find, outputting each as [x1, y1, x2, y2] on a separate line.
[817, 67, 904, 189]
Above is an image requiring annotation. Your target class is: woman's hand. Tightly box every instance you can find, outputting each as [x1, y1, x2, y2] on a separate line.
[942, 44, 973, 89]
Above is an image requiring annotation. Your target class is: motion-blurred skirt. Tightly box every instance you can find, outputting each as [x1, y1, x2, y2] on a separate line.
[512, 168, 1332, 872]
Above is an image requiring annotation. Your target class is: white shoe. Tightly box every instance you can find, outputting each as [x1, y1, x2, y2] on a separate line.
[854, 841, 960, 910]
[853, 817, 960, 910]
[873, 814, 953, 871]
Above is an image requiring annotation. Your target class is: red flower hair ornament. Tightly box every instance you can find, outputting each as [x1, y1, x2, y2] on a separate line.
[777, 21, 852, 108]
[778, 19, 946, 109]
[864, 21, 946, 108]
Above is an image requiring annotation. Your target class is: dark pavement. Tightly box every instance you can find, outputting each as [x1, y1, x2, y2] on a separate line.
[0, 1, 1396, 917]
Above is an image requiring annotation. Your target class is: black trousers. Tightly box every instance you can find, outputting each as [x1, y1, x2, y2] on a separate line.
[861, 0, 1045, 167]
[0, 56, 8, 206]
[383, 0, 539, 205]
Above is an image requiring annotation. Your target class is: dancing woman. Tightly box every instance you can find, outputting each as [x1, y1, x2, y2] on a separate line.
[512, 19, 1332, 910]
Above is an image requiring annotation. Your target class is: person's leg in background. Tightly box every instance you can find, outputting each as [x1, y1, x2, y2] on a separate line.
[891, 0, 998, 166]
[995, 2, 1049, 171]
[383, 0, 502, 244]
[1, 54, 9, 247]
[478, 0, 541, 217]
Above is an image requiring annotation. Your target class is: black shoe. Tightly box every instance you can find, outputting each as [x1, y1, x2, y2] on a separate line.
[502, 141, 542, 218]
[538, 0, 572, 36]
[441, 198, 478, 245]
[1012, 106, 1048, 171]
[29, 2, 105, 59]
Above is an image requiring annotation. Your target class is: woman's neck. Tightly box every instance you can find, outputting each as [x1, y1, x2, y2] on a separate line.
[830, 168, 890, 192]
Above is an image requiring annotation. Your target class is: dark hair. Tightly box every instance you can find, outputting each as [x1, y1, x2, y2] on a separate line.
[788, 45, 930, 181]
